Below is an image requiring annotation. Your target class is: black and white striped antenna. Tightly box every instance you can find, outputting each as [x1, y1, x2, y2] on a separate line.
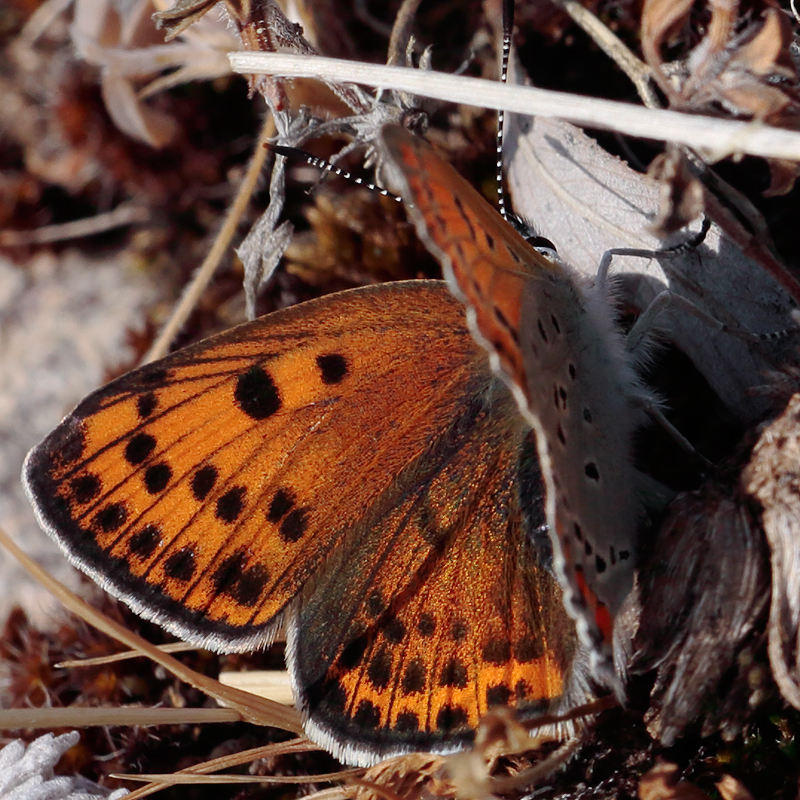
[268, 144, 401, 202]
[496, 0, 515, 223]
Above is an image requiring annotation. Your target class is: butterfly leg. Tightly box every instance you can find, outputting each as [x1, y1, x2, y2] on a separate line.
[635, 392, 714, 469]
[596, 231, 798, 357]
[624, 290, 766, 355]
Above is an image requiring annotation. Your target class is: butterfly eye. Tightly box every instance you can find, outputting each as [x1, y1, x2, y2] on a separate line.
[526, 236, 558, 258]
[504, 215, 558, 257]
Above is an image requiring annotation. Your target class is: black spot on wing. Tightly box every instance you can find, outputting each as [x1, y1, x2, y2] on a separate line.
[316, 353, 349, 385]
[70, 473, 101, 504]
[163, 547, 196, 582]
[191, 465, 218, 501]
[267, 488, 295, 522]
[279, 507, 309, 542]
[137, 393, 158, 419]
[125, 433, 156, 466]
[216, 486, 246, 523]
[235, 366, 281, 420]
[129, 524, 162, 559]
[144, 462, 171, 494]
[95, 503, 127, 533]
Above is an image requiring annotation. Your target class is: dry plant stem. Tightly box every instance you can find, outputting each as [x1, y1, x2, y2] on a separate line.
[0, 204, 150, 246]
[229, 53, 800, 161]
[0, 523, 304, 734]
[0, 707, 241, 729]
[120, 770, 360, 785]
[386, 0, 424, 66]
[550, 0, 660, 108]
[143, 113, 275, 364]
[16, 0, 73, 43]
[522, 695, 616, 732]
[56, 640, 196, 668]
[123, 739, 324, 800]
[489, 737, 582, 792]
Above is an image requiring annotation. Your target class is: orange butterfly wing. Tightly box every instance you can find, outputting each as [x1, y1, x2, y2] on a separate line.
[381, 127, 641, 689]
[379, 125, 561, 394]
[291, 413, 583, 764]
[24, 279, 583, 763]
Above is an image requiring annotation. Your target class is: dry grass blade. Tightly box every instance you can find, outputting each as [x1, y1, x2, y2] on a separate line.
[0, 204, 149, 246]
[143, 114, 274, 362]
[229, 52, 800, 161]
[122, 739, 326, 800]
[0, 523, 304, 734]
[55, 640, 195, 668]
[119, 768, 358, 784]
[0, 706, 242, 729]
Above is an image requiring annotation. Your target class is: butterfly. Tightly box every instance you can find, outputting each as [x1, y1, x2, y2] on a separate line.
[23, 275, 587, 766]
[379, 125, 650, 689]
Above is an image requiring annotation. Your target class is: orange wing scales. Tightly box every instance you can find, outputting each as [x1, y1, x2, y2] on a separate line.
[381, 125, 643, 695]
[25, 230, 589, 761]
[26, 283, 493, 651]
[289, 394, 581, 764]
[385, 129, 558, 394]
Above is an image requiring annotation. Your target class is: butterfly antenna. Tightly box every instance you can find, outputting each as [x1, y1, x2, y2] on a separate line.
[267, 144, 401, 202]
[496, 0, 515, 222]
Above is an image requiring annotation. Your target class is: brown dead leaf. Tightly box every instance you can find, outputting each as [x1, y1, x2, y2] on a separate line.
[640, 0, 695, 86]
[639, 760, 711, 800]
[715, 773, 756, 800]
[152, 0, 226, 39]
[633, 473, 770, 745]
[742, 389, 800, 712]
[353, 752, 447, 800]
[641, 1, 800, 189]
[763, 157, 800, 197]
[647, 146, 705, 235]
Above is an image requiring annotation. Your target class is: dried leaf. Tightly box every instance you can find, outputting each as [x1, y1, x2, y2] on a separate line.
[504, 107, 800, 425]
[643, 1, 800, 125]
[99, 67, 177, 148]
[153, 0, 220, 39]
[715, 774, 756, 800]
[639, 760, 711, 800]
[640, 0, 694, 80]
[354, 752, 446, 800]
[742, 391, 800, 711]
[633, 479, 770, 745]
[728, 8, 796, 81]
[648, 146, 705, 235]
[763, 158, 800, 197]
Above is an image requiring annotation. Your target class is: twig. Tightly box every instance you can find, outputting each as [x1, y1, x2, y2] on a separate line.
[229, 53, 800, 162]
[0, 204, 149, 246]
[142, 113, 274, 363]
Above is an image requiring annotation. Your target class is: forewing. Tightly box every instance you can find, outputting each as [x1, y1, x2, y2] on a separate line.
[23, 281, 488, 652]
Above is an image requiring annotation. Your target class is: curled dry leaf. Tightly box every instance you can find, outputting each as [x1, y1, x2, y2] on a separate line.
[632, 475, 770, 745]
[715, 774, 756, 800]
[640, 0, 800, 191]
[641, 0, 799, 119]
[742, 391, 800, 712]
[647, 145, 705, 236]
[14, 0, 239, 147]
[353, 751, 447, 800]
